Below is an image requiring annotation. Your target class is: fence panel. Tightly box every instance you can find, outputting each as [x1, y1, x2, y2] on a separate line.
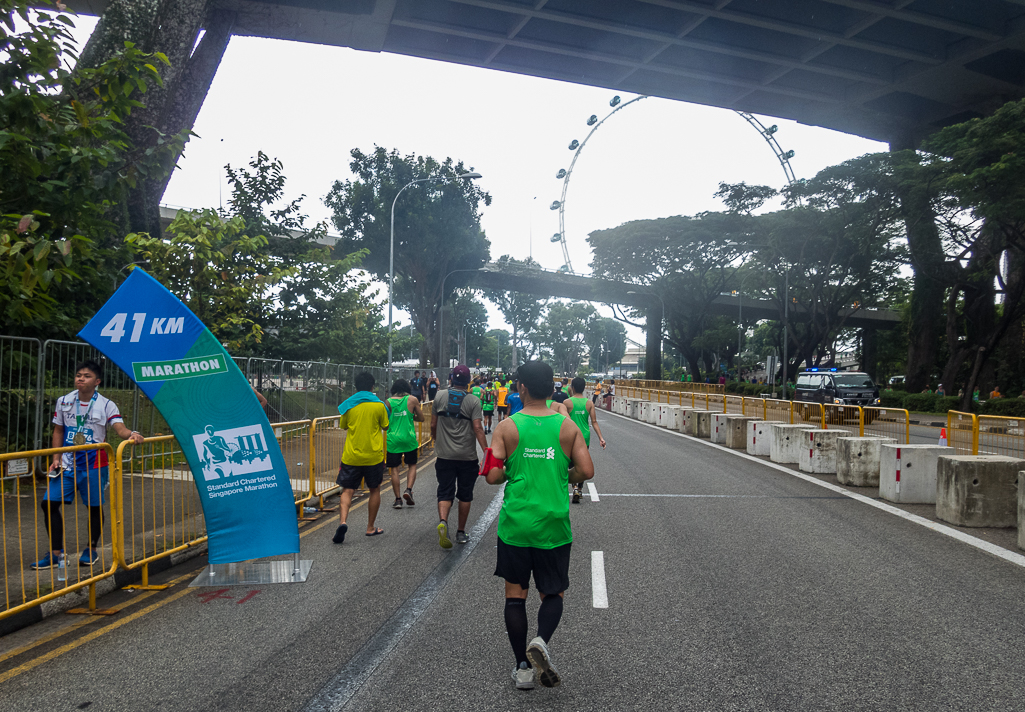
[947, 411, 978, 455]
[1, 444, 118, 620]
[743, 398, 766, 419]
[978, 416, 1025, 459]
[0, 336, 43, 462]
[823, 405, 863, 438]
[864, 408, 910, 444]
[764, 399, 793, 424]
[724, 396, 745, 415]
[793, 402, 824, 428]
[116, 436, 206, 576]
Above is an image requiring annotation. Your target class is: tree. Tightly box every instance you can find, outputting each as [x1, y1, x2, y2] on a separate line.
[444, 290, 488, 367]
[1, 1, 187, 335]
[483, 255, 547, 368]
[584, 317, 626, 373]
[531, 301, 595, 375]
[325, 147, 491, 367]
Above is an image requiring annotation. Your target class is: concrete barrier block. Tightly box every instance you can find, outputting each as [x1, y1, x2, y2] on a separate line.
[711, 413, 731, 444]
[879, 444, 952, 503]
[725, 416, 755, 450]
[798, 430, 841, 474]
[626, 399, 642, 419]
[686, 410, 713, 437]
[836, 437, 895, 487]
[658, 404, 682, 428]
[769, 424, 816, 464]
[646, 402, 661, 424]
[747, 421, 784, 456]
[638, 401, 653, 423]
[936, 455, 1025, 527]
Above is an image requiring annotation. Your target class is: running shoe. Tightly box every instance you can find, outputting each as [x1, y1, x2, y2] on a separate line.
[437, 521, 453, 549]
[31, 551, 63, 570]
[392, 497, 403, 509]
[79, 548, 99, 566]
[511, 662, 535, 690]
[403, 488, 415, 506]
[571, 486, 581, 504]
[456, 531, 469, 545]
[526, 636, 561, 688]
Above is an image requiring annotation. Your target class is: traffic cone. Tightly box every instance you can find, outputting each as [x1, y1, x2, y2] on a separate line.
[939, 427, 947, 447]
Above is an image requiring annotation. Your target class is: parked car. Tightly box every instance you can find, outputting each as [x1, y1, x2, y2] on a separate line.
[888, 375, 905, 386]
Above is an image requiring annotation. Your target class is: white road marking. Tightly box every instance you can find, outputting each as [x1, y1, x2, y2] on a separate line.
[591, 551, 609, 609]
[606, 410, 1025, 571]
[586, 482, 599, 502]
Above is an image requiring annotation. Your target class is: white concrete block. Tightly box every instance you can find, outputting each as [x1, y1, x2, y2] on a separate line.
[836, 437, 895, 487]
[725, 416, 755, 450]
[711, 413, 730, 444]
[748, 421, 784, 456]
[664, 406, 686, 431]
[798, 430, 841, 474]
[770, 424, 816, 464]
[879, 444, 953, 504]
[686, 410, 713, 437]
[646, 401, 660, 424]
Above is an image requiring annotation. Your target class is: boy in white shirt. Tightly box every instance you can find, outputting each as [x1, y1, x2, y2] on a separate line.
[33, 360, 144, 569]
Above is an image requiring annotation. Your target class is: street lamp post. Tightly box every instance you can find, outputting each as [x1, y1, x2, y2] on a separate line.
[727, 242, 790, 394]
[389, 172, 481, 388]
[437, 266, 487, 372]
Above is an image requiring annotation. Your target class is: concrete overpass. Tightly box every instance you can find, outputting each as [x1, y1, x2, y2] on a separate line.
[76, 0, 1025, 145]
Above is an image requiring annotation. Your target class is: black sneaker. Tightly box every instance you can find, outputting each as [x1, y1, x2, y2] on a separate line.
[571, 487, 581, 504]
[392, 497, 403, 509]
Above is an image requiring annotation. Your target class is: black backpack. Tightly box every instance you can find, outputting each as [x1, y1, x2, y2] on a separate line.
[440, 389, 470, 420]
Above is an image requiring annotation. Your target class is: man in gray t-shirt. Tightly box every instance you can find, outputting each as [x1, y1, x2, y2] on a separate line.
[430, 364, 488, 549]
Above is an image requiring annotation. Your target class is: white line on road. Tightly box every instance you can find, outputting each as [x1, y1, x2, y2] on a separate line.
[606, 411, 1025, 571]
[598, 493, 844, 498]
[586, 482, 599, 502]
[591, 551, 609, 609]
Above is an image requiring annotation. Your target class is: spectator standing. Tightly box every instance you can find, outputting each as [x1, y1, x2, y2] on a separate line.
[333, 371, 389, 543]
[427, 371, 440, 402]
[431, 365, 488, 548]
[386, 379, 424, 509]
[34, 360, 145, 570]
[485, 361, 594, 689]
[990, 386, 1003, 400]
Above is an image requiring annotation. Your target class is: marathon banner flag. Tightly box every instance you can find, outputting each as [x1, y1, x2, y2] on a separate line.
[78, 269, 299, 564]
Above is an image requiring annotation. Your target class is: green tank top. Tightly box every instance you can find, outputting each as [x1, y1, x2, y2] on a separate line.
[386, 396, 418, 454]
[567, 396, 591, 447]
[498, 412, 572, 549]
[472, 386, 483, 400]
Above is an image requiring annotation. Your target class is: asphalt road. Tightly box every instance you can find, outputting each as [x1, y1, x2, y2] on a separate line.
[3, 413, 1025, 711]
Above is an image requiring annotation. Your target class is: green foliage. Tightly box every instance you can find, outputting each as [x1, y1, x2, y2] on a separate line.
[979, 398, 1025, 417]
[325, 146, 491, 366]
[0, 1, 187, 334]
[484, 255, 546, 366]
[529, 301, 596, 375]
[584, 317, 626, 372]
[128, 209, 291, 352]
[902, 393, 937, 414]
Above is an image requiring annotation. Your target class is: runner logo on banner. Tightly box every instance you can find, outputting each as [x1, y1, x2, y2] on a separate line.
[78, 269, 299, 565]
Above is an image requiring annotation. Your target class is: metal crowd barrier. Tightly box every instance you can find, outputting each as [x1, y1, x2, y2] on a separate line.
[1, 444, 118, 620]
[864, 408, 910, 444]
[977, 415, 1024, 459]
[947, 411, 978, 455]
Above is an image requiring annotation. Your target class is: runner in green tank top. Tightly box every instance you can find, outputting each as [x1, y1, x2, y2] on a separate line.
[566, 377, 606, 503]
[485, 361, 594, 691]
[385, 380, 425, 509]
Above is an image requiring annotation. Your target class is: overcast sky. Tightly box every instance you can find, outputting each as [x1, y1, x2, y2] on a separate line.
[69, 14, 887, 346]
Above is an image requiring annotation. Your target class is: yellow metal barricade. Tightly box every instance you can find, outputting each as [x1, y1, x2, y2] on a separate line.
[793, 402, 825, 428]
[309, 416, 344, 507]
[1, 444, 118, 620]
[978, 415, 1025, 459]
[418, 400, 434, 452]
[742, 397, 765, 418]
[947, 411, 978, 455]
[864, 408, 910, 444]
[823, 404, 863, 437]
[724, 395, 745, 414]
[116, 436, 206, 588]
[764, 398, 793, 424]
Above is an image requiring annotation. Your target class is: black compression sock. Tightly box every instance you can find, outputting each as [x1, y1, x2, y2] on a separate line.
[537, 595, 563, 644]
[504, 598, 529, 666]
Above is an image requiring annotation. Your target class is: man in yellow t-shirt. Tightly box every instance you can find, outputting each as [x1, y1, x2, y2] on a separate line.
[334, 371, 390, 543]
[496, 381, 510, 423]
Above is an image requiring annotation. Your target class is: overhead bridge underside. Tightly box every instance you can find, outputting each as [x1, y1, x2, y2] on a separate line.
[74, 0, 1025, 144]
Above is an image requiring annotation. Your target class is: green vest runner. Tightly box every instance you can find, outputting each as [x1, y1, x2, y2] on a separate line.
[472, 385, 483, 401]
[567, 396, 591, 447]
[498, 412, 571, 549]
[386, 395, 418, 454]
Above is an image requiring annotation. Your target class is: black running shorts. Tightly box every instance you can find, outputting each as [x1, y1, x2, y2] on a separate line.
[494, 538, 571, 595]
[435, 457, 478, 502]
[496, 405, 509, 415]
[386, 450, 419, 468]
[336, 461, 385, 490]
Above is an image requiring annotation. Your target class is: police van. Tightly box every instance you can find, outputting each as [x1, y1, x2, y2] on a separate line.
[794, 368, 880, 407]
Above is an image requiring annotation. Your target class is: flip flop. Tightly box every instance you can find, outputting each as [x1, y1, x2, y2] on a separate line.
[333, 523, 348, 544]
[365, 528, 384, 537]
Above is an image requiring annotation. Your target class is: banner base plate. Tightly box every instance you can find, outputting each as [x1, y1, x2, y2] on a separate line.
[189, 558, 313, 586]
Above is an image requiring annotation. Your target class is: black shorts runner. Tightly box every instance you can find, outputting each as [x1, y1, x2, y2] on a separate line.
[336, 461, 385, 490]
[494, 538, 571, 595]
[386, 450, 419, 468]
[435, 457, 478, 502]
[496, 405, 509, 415]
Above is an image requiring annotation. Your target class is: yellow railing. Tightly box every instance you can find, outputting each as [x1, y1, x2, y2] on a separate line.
[823, 404, 863, 438]
[978, 415, 1024, 459]
[864, 408, 910, 444]
[2, 413, 428, 620]
[947, 411, 978, 455]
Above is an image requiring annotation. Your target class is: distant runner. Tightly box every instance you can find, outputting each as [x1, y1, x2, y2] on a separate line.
[506, 379, 523, 416]
[495, 381, 510, 423]
[566, 377, 606, 503]
[386, 379, 425, 509]
[485, 360, 594, 690]
[481, 380, 497, 434]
